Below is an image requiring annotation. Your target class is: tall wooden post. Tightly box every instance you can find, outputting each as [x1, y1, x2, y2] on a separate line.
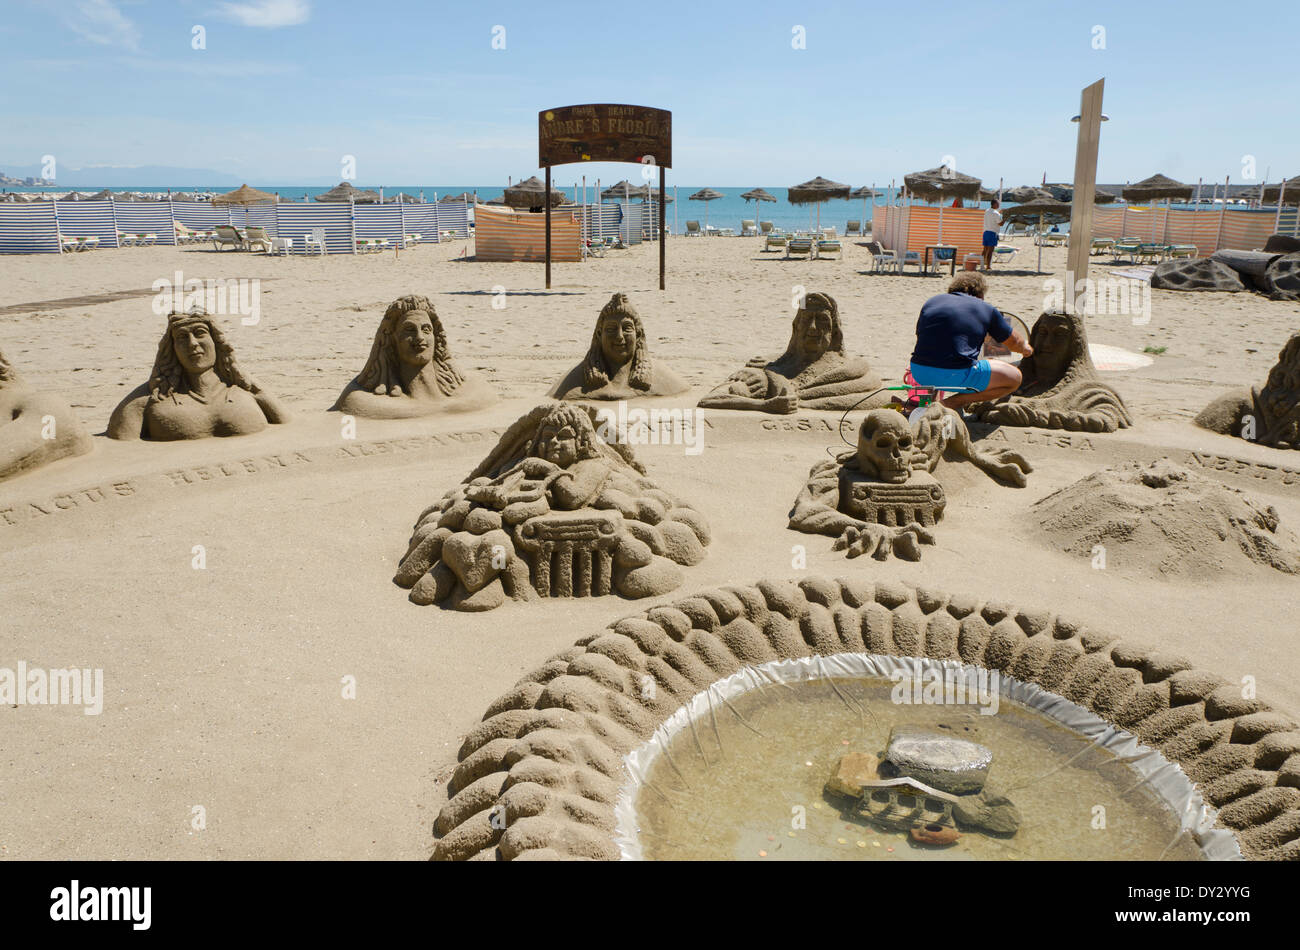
[659, 165, 666, 290]
[1065, 78, 1105, 314]
[544, 165, 552, 289]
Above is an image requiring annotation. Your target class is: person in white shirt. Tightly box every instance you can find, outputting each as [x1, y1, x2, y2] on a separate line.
[982, 199, 1002, 270]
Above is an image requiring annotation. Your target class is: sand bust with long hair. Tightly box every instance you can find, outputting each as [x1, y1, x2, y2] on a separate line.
[107, 309, 291, 441]
[0, 345, 92, 481]
[333, 294, 496, 418]
[548, 293, 688, 401]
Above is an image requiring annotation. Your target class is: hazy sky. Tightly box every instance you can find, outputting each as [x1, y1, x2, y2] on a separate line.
[1, 0, 1295, 187]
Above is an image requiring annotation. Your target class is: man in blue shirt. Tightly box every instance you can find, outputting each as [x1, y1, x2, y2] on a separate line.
[909, 272, 1032, 411]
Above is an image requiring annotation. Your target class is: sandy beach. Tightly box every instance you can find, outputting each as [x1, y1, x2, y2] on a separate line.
[2, 235, 1299, 860]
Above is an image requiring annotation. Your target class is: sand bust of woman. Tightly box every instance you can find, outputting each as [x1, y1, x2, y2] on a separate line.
[108, 310, 291, 441]
[0, 346, 93, 481]
[334, 294, 496, 418]
[698, 292, 886, 414]
[548, 293, 688, 401]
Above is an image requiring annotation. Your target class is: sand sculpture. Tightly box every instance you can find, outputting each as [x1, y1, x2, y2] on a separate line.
[0, 346, 93, 481]
[393, 403, 709, 611]
[1032, 459, 1300, 577]
[431, 576, 1300, 861]
[789, 405, 1031, 560]
[333, 294, 496, 418]
[1150, 258, 1246, 293]
[969, 310, 1132, 432]
[107, 310, 291, 441]
[1195, 333, 1300, 450]
[698, 292, 887, 414]
[548, 293, 688, 401]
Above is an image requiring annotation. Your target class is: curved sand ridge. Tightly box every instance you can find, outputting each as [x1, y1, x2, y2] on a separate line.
[432, 576, 1300, 861]
[1032, 459, 1300, 577]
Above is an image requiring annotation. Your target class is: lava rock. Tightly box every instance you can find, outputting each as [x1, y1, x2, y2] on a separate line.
[1150, 258, 1245, 293]
[884, 727, 992, 794]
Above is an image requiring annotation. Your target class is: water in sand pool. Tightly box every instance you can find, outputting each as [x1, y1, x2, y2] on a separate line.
[633, 676, 1205, 861]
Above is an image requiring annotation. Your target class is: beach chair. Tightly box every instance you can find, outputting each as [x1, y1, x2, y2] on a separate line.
[246, 226, 273, 253]
[901, 250, 923, 273]
[303, 228, 326, 255]
[173, 222, 199, 245]
[137, 232, 157, 246]
[816, 238, 841, 259]
[785, 236, 813, 258]
[1090, 237, 1115, 255]
[684, 220, 702, 237]
[759, 221, 774, 234]
[845, 221, 861, 236]
[992, 245, 1017, 267]
[116, 231, 138, 247]
[866, 241, 900, 273]
[741, 220, 757, 237]
[765, 232, 788, 252]
[1167, 244, 1198, 260]
[1136, 242, 1165, 264]
[212, 225, 247, 251]
[1111, 238, 1140, 263]
[928, 247, 956, 275]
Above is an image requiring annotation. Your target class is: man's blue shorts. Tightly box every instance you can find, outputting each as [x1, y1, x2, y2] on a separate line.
[982, 229, 998, 248]
[909, 359, 992, 394]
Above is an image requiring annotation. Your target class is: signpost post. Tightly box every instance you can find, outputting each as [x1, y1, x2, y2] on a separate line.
[539, 103, 672, 290]
[1065, 79, 1105, 313]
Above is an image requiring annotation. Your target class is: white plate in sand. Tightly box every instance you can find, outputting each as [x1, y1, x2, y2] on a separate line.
[1089, 343, 1154, 371]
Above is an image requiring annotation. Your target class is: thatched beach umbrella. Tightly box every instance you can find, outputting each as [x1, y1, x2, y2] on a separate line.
[788, 176, 850, 232]
[850, 185, 879, 230]
[439, 192, 475, 204]
[1002, 198, 1072, 274]
[1122, 174, 1192, 203]
[1263, 177, 1300, 206]
[383, 192, 421, 204]
[903, 166, 982, 203]
[687, 188, 724, 231]
[503, 175, 566, 210]
[59, 191, 87, 202]
[740, 188, 776, 233]
[213, 183, 278, 206]
[601, 180, 648, 201]
[314, 181, 378, 203]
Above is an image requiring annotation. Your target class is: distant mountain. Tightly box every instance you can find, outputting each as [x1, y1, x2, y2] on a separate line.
[0, 164, 243, 187]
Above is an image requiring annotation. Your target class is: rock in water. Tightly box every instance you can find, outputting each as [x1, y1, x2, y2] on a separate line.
[953, 788, 1022, 836]
[824, 753, 879, 799]
[884, 727, 992, 794]
[1150, 258, 1245, 293]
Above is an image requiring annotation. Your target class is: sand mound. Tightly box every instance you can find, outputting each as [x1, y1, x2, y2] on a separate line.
[1031, 459, 1300, 577]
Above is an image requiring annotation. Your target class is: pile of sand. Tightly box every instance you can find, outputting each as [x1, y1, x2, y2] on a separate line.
[1031, 459, 1300, 577]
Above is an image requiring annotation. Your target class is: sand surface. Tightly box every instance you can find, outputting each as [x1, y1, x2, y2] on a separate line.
[2, 235, 1298, 859]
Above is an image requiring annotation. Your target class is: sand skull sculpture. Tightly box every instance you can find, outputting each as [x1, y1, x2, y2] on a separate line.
[0, 346, 93, 481]
[107, 309, 291, 441]
[549, 293, 689, 401]
[394, 403, 710, 611]
[333, 294, 496, 418]
[1195, 332, 1300, 450]
[789, 405, 1031, 560]
[698, 292, 887, 414]
[969, 310, 1131, 433]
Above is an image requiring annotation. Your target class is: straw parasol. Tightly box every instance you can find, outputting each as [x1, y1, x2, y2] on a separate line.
[502, 176, 566, 210]
[688, 188, 725, 231]
[740, 188, 777, 232]
[1001, 198, 1072, 274]
[439, 192, 476, 204]
[601, 180, 648, 201]
[903, 166, 982, 203]
[170, 192, 196, 202]
[383, 192, 421, 204]
[213, 183, 278, 205]
[59, 191, 87, 202]
[1263, 177, 1300, 206]
[1121, 174, 1192, 203]
[787, 177, 850, 231]
[313, 181, 378, 203]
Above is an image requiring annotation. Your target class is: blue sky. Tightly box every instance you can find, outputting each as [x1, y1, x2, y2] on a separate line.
[1, 0, 1296, 187]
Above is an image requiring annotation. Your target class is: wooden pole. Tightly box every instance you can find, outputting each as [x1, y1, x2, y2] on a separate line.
[544, 165, 551, 289]
[1215, 175, 1229, 253]
[659, 165, 666, 290]
[1065, 77, 1105, 312]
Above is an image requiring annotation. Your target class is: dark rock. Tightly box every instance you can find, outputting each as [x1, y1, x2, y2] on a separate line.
[885, 727, 992, 794]
[1150, 258, 1245, 293]
[953, 788, 1023, 836]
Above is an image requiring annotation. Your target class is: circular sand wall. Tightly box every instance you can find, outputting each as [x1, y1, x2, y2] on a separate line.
[433, 576, 1300, 861]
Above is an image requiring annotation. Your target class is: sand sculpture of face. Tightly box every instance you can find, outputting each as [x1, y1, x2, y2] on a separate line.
[149, 310, 249, 400]
[395, 310, 436, 368]
[583, 294, 651, 391]
[528, 405, 602, 468]
[356, 295, 464, 397]
[172, 321, 218, 377]
[1029, 313, 1075, 382]
[600, 310, 639, 369]
[857, 410, 914, 484]
[788, 293, 844, 364]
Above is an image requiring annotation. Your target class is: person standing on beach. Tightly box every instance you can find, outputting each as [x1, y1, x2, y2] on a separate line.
[982, 199, 1002, 269]
[909, 272, 1031, 411]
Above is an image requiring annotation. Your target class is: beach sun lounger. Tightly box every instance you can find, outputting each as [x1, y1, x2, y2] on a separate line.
[759, 221, 774, 234]
[765, 232, 788, 252]
[785, 236, 813, 258]
[845, 221, 861, 236]
[993, 245, 1018, 267]
[1167, 244, 1197, 259]
[741, 219, 757, 237]
[245, 227, 274, 253]
[212, 225, 248, 251]
[816, 238, 841, 259]
[684, 220, 702, 237]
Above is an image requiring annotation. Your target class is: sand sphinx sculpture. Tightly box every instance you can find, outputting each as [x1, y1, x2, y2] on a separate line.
[394, 403, 710, 611]
[698, 292, 887, 414]
[789, 405, 1031, 560]
[1195, 332, 1300, 451]
[969, 310, 1132, 433]
[107, 310, 291, 441]
[333, 294, 496, 418]
[549, 293, 688, 401]
[0, 346, 93, 481]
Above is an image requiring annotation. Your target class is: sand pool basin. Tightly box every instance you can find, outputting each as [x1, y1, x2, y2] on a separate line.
[616, 655, 1241, 861]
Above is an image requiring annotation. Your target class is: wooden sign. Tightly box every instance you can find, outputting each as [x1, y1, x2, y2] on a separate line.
[539, 104, 672, 169]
